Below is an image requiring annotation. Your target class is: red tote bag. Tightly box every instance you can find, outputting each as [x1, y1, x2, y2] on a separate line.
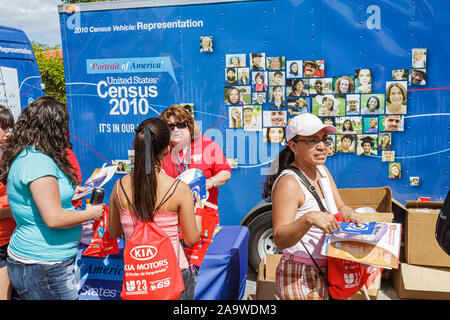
[120, 219, 185, 300]
[82, 205, 119, 258]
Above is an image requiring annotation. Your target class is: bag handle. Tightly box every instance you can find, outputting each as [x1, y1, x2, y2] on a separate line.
[287, 166, 327, 213]
[286, 165, 330, 286]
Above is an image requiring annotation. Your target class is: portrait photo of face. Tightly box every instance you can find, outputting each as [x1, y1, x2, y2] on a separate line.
[389, 162, 401, 179]
[409, 176, 420, 186]
[313, 94, 345, 117]
[360, 94, 385, 115]
[378, 132, 392, 151]
[386, 81, 407, 114]
[225, 68, 237, 85]
[266, 56, 285, 71]
[327, 135, 336, 156]
[382, 150, 395, 162]
[287, 78, 309, 97]
[333, 76, 355, 94]
[357, 134, 378, 156]
[412, 48, 427, 68]
[264, 127, 285, 143]
[229, 106, 243, 128]
[380, 115, 404, 132]
[392, 69, 408, 81]
[113, 160, 131, 174]
[336, 134, 355, 153]
[363, 117, 378, 134]
[263, 110, 286, 127]
[287, 97, 309, 116]
[346, 94, 360, 115]
[269, 71, 285, 86]
[238, 68, 250, 85]
[226, 53, 246, 67]
[268, 85, 285, 109]
[336, 116, 362, 134]
[310, 78, 332, 94]
[355, 69, 372, 93]
[409, 69, 426, 86]
[243, 105, 262, 131]
[252, 71, 268, 92]
[252, 92, 267, 105]
[321, 116, 335, 127]
[286, 60, 303, 78]
[250, 53, 266, 71]
[303, 60, 324, 78]
[225, 86, 241, 105]
[200, 36, 213, 53]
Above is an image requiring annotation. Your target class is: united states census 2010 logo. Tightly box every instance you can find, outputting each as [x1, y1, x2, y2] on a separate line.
[130, 245, 158, 261]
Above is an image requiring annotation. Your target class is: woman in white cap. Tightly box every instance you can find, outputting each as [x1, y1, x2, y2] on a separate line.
[263, 113, 363, 300]
[316, 94, 340, 116]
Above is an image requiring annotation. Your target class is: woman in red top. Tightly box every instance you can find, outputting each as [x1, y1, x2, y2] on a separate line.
[0, 105, 14, 300]
[159, 105, 231, 223]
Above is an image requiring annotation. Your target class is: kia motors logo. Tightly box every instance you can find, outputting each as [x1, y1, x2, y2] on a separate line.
[130, 245, 157, 261]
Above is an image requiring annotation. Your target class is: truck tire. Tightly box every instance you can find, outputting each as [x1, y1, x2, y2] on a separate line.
[247, 211, 281, 272]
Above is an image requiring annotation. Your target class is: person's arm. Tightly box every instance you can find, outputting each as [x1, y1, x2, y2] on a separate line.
[323, 165, 364, 225]
[29, 176, 103, 229]
[109, 180, 123, 239]
[206, 170, 231, 190]
[176, 181, 201, 246]
[272, 174, 340, 250]
[205, 138, 232, 190]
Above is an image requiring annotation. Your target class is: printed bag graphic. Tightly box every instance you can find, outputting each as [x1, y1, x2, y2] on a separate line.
[82, 205, 119, 258]
[120, 219, 185, 300]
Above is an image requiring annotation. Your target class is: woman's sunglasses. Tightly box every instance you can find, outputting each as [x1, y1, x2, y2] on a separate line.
[168, 121, 188, 131]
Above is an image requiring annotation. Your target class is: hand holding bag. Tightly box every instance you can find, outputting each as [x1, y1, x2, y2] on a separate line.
[82, 204, 119, 258]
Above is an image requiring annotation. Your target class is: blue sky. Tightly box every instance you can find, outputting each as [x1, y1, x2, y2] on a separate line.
[0, 0, 62, 46]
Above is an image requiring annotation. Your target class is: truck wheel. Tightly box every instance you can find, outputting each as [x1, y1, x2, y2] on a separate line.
[247, 211, 281, 272]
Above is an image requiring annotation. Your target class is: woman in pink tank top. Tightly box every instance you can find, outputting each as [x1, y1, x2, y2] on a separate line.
[109, 117, 202, 300]
[264, 113, 363, 300]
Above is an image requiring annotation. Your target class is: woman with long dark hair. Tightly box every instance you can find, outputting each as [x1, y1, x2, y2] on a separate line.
[0, 96, 104, 300]
[109, 117, 201, 300]
[264, 113, 363, 300]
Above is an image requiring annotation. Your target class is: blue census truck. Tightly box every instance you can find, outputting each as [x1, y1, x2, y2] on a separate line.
[0, 25, 44, 121]
[58, 0, 450, 271]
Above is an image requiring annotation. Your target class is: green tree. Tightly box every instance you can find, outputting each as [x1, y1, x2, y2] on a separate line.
[32, 42, 66, 102]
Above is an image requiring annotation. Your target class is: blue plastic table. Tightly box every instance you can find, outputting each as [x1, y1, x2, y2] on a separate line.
[76, 225, 249, 300]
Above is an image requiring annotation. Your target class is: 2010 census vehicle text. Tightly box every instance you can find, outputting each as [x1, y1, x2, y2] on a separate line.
[58, 0, 450, 271]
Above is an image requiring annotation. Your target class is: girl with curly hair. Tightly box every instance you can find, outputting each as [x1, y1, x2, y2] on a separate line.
[0, 96, 103, 300]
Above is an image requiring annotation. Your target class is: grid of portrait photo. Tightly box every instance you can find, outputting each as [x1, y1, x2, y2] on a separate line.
[224, 50, 425, 182]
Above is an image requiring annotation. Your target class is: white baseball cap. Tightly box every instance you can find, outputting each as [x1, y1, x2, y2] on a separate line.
[285, 113, 337, 142]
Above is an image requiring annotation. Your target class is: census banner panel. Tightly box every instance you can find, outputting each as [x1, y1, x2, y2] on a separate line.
[59, 0, 450, 227]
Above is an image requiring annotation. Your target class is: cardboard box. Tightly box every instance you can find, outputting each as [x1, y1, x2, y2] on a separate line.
[339, 186, 392, 213]
[391, 263, 450, 299]
[255, 254, 281, 300]
[405, 201, 450, 267]
[338, 187, 394, 223]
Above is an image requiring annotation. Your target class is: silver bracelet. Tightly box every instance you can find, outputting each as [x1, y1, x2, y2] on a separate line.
[210, 177, 216, 188]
